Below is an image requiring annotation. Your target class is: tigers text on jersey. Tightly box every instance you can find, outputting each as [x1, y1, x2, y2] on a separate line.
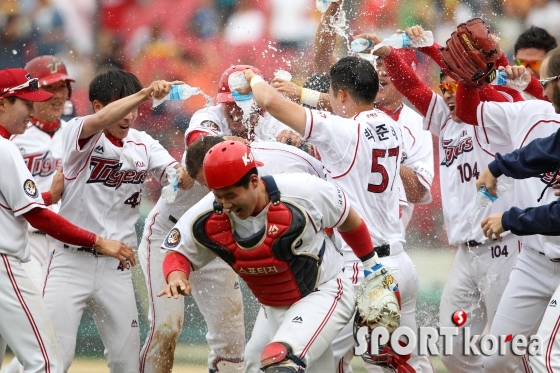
[304, 108, 403, 247]
[0, 137, 45, 261]
[162, 173, 348, 285]
[59, 116, 178, 246]
[12, 121, 65, 193]
[184, 104, 290, 143]
[477, 99, 560, 257]
[424, 92, 515, 245]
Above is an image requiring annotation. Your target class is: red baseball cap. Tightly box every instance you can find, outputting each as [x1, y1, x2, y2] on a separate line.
[0, 69, 53, 102]
[203, 141, 264, 189]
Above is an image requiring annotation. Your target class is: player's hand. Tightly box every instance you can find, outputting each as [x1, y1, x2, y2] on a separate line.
[49, 167, 64, 204]
[476, 167, 498, 196]
[93, 237, 136, 268]
[241, 69, 258, 94]
[175, 165, 194, 190]
[354, 33, 389, 57]
[498, 65, 531, 85]
[271, 78, 302, 102]
[403, 25, 425, 41]
[276, 130, 303, 147]
[143, 80, 185, 101]
[481, 212, 506, 242]
[157, 271, 191, 299]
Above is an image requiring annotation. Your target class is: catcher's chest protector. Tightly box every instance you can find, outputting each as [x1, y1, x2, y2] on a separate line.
[192, 176, 323, 307]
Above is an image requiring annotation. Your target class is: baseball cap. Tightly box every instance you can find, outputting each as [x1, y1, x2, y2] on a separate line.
[203, 141, 264, 189]
[0, 69, 53, 102]
[393, 48, 418, 71]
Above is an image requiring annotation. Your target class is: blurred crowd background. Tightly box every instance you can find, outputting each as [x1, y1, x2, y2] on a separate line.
[2, 0, 559, 246]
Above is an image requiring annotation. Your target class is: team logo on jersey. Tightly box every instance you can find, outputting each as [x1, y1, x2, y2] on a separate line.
[22, 152, 61, 177]
[540, 171, 560, 186]
[86, 156, 147, 189]
[165, 228, 181, 248]
[94, 145, 104, 154]
[201, 120, 219, 131]
[440, 137, 474, 166]
[23, 179, 39, 198]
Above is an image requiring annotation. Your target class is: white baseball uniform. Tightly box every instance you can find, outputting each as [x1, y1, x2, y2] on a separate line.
[423, 92, 520, 373]
[396, 105, 434, 230]
[139, 138, 325, 373]
[41, 116, 177, 373]
[10, 121, 65, 289]
[469, 98, 560, 373]
[162, 173, 355, 372]
[0, 134, 63, 373]
[297, 108, 425, 372]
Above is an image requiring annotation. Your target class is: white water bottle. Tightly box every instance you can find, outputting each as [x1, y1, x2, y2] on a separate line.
[351, 38, 373, 53]
[161, 167, 179, 203]
[491, 69, 530, 91]
[466, 177, 512, 223]
[152, 84, 201, 108]
[316, 0, 339, 13]
[382, 31, 434, 49]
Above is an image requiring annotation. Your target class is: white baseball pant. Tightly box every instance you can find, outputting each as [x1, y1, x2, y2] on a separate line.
[42, 246, 140, 373]
[0, 254, 63, 373]
[138, 221, 245, 373]
[484, 246, 560, 373]
[438, 236, 519, 373]
[530, 281, 560, 373]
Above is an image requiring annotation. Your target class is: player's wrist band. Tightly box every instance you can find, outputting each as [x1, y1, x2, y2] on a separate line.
[300, 88, 321, 108]
[163, 251, 191, 281]
[250, 75, 265, 89]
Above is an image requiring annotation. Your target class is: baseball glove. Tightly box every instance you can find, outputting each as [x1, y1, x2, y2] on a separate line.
[356, 276, 401, 333]
[440, 18, 500, 86]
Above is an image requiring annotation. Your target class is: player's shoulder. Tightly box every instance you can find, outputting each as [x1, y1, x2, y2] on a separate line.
[272, 172, 329, 196]
[183, 191, 216, 222]
[0, 136, 21, 158]
[400, 104, 424, 123]
[188, 105, 225, 131]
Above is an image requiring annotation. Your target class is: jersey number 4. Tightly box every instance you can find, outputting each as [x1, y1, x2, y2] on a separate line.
[124, 189, 142, 208]
[368, 146, 400, 193]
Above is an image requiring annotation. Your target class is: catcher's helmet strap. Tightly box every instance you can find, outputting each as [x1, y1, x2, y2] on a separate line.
[262, 175, 281, 205]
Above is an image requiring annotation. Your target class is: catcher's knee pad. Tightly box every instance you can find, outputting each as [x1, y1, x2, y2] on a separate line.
[209, 358, 244, 373]
[260, 342, 306, 372]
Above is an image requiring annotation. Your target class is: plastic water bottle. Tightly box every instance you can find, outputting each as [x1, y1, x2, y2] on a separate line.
[490, 69, 530, 91]
[351, 38, 373, 53]
[161, 167, 179, 203]
[316, 0, 339, 13]
[228, 71, 254, 121]
[274, 69, 292, 81]
[152, 84, 201, 108]
[381, 31, 434, 49]
[465, 177, 512, 224]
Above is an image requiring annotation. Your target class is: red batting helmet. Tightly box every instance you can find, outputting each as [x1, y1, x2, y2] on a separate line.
[216, 65, 262, 104]
[203, 141, 264, 189]
[25, 55, 75, 97]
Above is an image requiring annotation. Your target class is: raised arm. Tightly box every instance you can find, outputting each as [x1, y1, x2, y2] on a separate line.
[313, 1, 342, 74]
[80, 80, 183, 139]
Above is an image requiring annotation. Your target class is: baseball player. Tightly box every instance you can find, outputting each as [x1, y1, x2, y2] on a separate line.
[240, 57, 427, 372]
[369, 24, 522, 373]
[138, 65, 308, 373]
[454, 46, 560, 372]
[40, 69, 189, 373]
[1, 54, 75, 373]
[0, 67, 134, 373]
[475, 125, 560, 373]
[159, 140, 396, 372]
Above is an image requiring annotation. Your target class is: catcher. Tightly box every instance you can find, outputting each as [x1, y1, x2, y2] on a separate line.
[159, 141, 401, 373]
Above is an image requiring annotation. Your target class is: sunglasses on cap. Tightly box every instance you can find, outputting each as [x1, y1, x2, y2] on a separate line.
[1, 78, 39, 96]
[439, 82, 458, 95]
[515, 59, 542, 71]
[539, 75, 560, 89]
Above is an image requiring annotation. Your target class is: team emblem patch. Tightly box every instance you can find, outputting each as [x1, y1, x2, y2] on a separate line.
[201, 120, 219, 131]
[23, 179, 39, 198]
[165, 228, 181, 248]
